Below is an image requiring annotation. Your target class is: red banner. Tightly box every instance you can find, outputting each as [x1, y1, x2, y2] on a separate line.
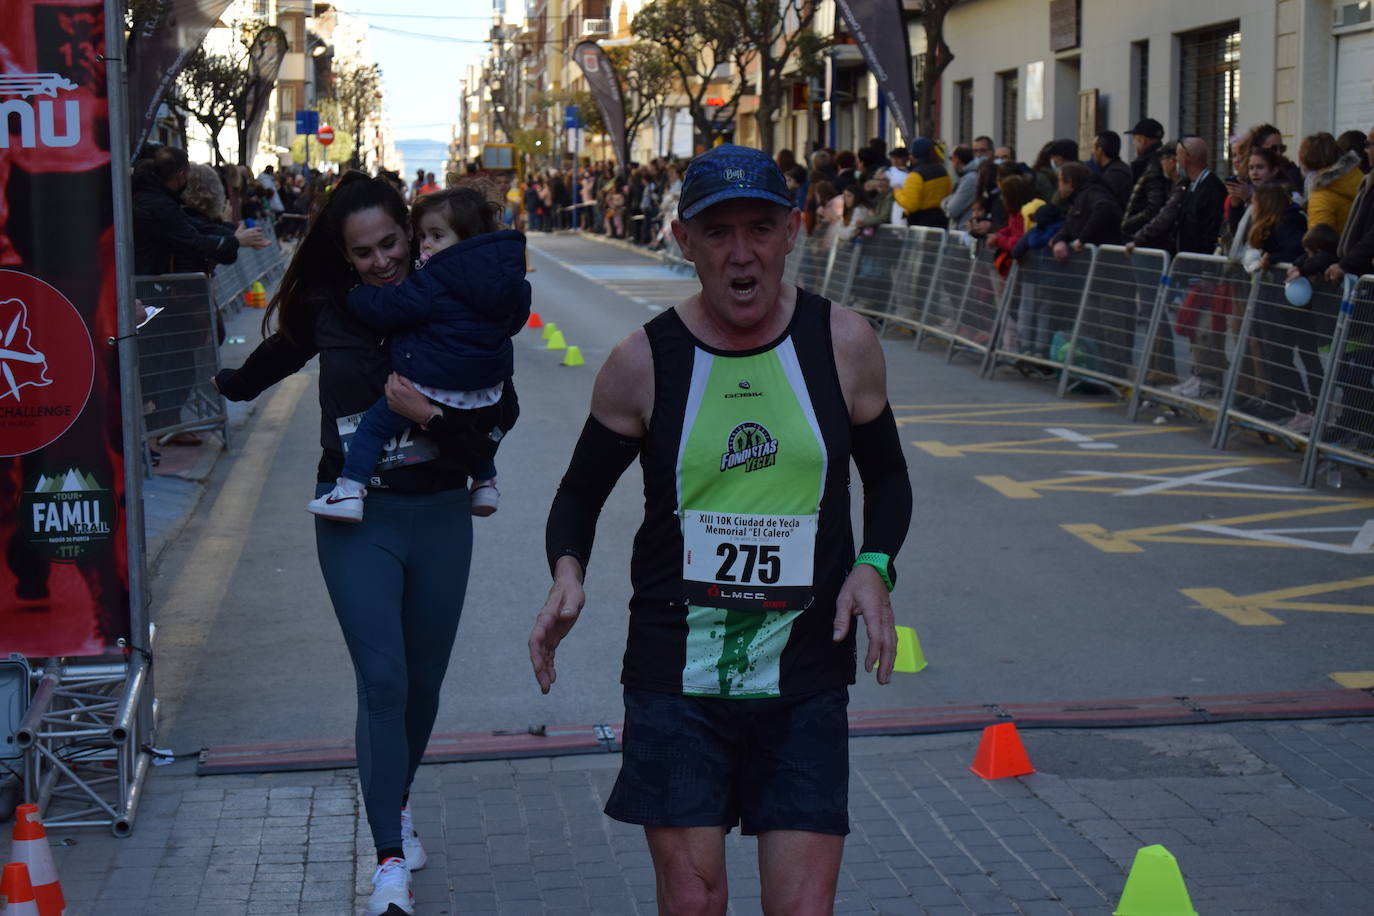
[0, 0, 131, 656]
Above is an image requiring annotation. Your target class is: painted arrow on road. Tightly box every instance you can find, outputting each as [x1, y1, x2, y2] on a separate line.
[1064, 500, 1374, 553]
[1183, 575, 1374, 626]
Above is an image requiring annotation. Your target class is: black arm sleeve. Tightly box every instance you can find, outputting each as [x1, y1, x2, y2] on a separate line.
[851, 403, 913, 557]
[214, 330, 316, 401]
[545, 415, 643, 577]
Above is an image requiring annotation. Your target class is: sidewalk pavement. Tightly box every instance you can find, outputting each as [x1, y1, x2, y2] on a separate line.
[3, 719, 1372, 914]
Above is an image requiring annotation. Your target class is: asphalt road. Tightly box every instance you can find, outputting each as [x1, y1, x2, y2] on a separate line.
[151, 233, 1374, 756]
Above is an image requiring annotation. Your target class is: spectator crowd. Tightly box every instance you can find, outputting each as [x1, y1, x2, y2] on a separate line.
[126, 118, 1374, 457]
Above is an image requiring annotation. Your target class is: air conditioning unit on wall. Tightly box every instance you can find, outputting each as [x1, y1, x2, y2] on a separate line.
[582, 19, 611, 35]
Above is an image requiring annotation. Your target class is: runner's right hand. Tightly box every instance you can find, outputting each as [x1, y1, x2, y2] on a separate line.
[529, 559, 586, 694]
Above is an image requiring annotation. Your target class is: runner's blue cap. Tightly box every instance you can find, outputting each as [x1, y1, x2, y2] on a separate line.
[678, 144, 794, 221]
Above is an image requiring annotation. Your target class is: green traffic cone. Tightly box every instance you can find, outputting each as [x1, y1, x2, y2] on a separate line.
[546, 329, 567, 350]
[1114, 845, 1197, 916]
[541, 321, 558, 340]
[893, 625, 927, 673]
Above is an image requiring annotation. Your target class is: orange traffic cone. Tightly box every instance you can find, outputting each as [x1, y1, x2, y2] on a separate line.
[970, 722, 1034, 779]
[0, 862, 41, 916]
[527, 312, 543, 329]
[10, 805, 65, 916]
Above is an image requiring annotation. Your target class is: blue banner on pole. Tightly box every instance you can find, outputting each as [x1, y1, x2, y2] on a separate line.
[563, 105, 582, 130]
[295, 109, 319, 135]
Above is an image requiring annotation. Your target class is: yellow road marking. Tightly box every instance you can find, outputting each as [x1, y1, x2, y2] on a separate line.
[916, 441, 964, 458]
[899, 419, 1188, 429]
[895, 402, 1120, 422]
[1331, 672, 1374, 688]
[154, 375, 310, 735]
[919, 428, 1172, 451]
[976, 456, 1313, 500]
[1184, 576, 1374, 626]
[1182, 588, 1283, 625]
[1068, 501, 1374, 552]
[892, 402, 1111, 409]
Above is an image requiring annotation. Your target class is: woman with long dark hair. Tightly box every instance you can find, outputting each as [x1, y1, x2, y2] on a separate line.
[214, 171, 498, 916]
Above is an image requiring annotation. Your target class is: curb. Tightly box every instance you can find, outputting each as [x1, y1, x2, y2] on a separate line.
[197, 688, 1374, 775]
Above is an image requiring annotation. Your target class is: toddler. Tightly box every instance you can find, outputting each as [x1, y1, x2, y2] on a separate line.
[308, 187, 531, 522]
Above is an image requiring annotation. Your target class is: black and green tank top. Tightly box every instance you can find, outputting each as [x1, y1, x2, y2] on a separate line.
[625, 289, 856, 698]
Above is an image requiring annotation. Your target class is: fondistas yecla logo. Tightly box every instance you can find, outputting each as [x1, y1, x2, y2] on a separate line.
[720, 421, 778, 473]
[22, 467, 115, 561]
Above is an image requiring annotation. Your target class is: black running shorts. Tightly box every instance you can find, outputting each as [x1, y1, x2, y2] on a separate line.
[604, 686, 850, 836]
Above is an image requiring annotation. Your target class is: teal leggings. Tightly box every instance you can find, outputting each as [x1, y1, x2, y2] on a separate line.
[314, 484, 472, 853]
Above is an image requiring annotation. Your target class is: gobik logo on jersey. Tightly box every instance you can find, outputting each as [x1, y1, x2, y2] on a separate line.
[21, 466, 115, 560]
[0, 270, 96, 457]
[720, 421, 778, 472]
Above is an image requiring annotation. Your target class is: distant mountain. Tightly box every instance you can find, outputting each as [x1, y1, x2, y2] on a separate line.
[394, 138, 451, 180]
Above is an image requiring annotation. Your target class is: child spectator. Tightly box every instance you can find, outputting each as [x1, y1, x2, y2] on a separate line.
[1010, 202, 1065, 358]
[1241, 183, 1306, 272]
[1300, 132, 1363, 232]
[990, 174, 1037, 272]
[1250, 219, 1332, 434]
[307, 188, 530, 522]
[605, 184, 626, 238]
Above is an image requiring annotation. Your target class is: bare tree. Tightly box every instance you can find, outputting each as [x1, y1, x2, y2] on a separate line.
[916, 0, 957, 139]
[632, 0, 743, 148]
[718, 0, 826, 154]
[170, 46, 246, 165]
[331, 62, 382, 170]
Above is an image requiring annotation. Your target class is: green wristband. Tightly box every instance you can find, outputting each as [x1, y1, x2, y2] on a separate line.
[853, 552, 895, 591]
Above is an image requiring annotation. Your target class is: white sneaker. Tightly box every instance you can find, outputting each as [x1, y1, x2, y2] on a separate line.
[1282, 411, 1314, 434]
[307, 480, 366, 522]
[400, 803, 427, 871]
[364, 857, 413, 916]
[471, 478, 499, 517]
[1169, 375, 1220, 399]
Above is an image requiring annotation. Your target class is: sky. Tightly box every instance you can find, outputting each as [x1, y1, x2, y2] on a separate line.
[331, 1, 498, 171]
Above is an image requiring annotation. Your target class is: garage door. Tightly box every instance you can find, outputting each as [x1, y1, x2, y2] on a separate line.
[1335, 28, 1374, 135]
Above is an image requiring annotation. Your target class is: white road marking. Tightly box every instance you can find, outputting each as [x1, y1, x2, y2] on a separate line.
[1044, 427, 1119, 450]
[1188, 521, 1374, 555]
[1062, 466, 1312, 496]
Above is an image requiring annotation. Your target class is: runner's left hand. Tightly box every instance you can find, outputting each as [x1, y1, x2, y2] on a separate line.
[832, 564, 896, 685]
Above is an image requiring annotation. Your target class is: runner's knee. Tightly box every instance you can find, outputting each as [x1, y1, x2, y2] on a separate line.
[656, 866, 727, 916]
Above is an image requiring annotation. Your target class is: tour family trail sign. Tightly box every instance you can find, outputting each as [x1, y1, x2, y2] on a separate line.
[1, 0, 133, 656]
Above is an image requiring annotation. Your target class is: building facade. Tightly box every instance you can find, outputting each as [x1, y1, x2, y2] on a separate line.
[457, 0, 1373, 170]
[937, 0, 1374, 168]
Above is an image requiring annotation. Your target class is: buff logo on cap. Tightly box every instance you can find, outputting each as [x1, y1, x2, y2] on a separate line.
[678, 144, 795, 221]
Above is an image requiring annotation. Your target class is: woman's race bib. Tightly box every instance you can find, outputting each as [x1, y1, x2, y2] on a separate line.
[335, 412, 438, 483]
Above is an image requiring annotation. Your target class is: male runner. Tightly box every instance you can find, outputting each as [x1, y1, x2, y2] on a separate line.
[529, 144, 913, 914]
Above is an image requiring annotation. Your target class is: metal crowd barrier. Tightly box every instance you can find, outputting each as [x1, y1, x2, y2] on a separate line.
[746, 223, 1374, 486]
[1054, 245, 1168, 397]
[1210, 265, 1338, 450]
[1302, 276, 1374, 485]
[135, 273, 226, 446]
[847, 227, 911, 327]
[211, 223, 286, 319]
[1128, 252, 1256, 419]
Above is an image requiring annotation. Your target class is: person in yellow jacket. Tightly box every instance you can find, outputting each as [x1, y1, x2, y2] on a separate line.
[1300, 132, 1363, 232]
[893, 138, 952, 228]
